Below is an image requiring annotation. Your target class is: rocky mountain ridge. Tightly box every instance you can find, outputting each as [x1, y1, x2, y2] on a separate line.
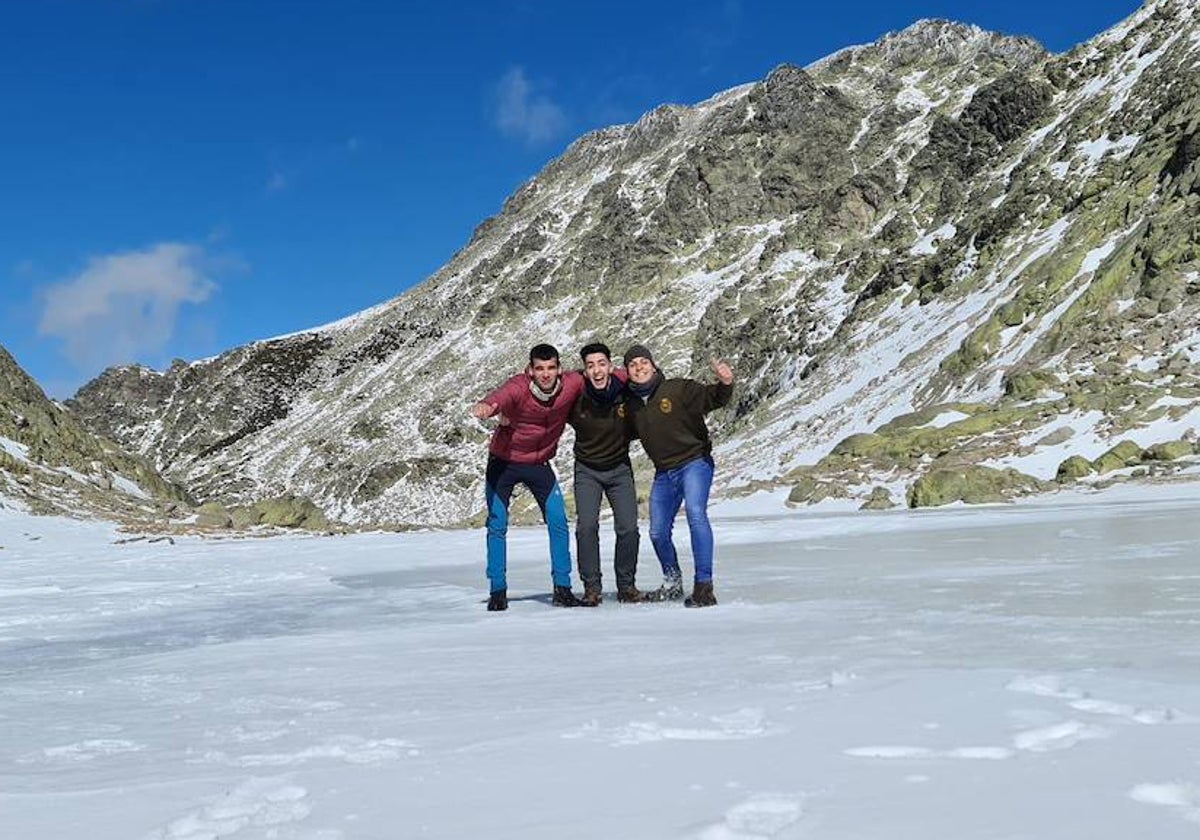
[0, 344, 186, 522]
[65, 1, 1200, 527]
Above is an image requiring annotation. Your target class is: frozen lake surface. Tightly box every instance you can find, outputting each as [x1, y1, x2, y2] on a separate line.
[2, 484, 1200, 838]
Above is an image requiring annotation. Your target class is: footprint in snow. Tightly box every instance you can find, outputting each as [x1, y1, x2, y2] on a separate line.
[1068, 697, 1180, 724]
[692, 794, 803, 839]
[1129, 782, 1200, 826]
[565, 708, 772, 747]
[1008, 674, 1185, 725]
[202, 735, 417, 768]
[150, 776, 311, 839]
[1012, 720, 1107, 752]
[20, 738, 146, 763]
[1005, 674, 1084, 700]
[844, 745, 1014, 761]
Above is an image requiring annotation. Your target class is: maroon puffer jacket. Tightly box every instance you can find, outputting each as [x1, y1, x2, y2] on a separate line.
[482, 371, 585, 464]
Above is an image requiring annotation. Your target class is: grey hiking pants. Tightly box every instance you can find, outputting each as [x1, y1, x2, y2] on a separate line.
[573, 461, 640, 590]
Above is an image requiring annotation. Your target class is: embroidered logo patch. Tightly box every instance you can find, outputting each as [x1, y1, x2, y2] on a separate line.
[659, 397, 673, 414]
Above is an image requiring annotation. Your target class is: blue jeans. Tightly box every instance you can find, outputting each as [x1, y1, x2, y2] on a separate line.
[648, 456, 715, 583]
[484, 456, 573, 592]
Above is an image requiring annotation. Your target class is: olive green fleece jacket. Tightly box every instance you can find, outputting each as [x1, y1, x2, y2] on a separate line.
[627, 377, 733, 470]
[568, 389, 634, 470]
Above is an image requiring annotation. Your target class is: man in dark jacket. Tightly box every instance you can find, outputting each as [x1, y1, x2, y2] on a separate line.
[624, 344, 733, 608]
[568, 342, 647, 606]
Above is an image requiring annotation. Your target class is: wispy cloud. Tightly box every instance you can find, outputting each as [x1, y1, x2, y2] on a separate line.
[266, 171, 289, 192]
[493, 66, 568, 146]
[37, 243, 219, 373]
[207, 223, 232, 244]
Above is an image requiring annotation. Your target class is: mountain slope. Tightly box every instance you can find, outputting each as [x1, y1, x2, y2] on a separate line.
[0, 344, 186, 519]
[69, 1, 1200, 525]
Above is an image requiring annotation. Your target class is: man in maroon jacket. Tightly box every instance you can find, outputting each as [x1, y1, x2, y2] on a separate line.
[470, 343, 585, 611]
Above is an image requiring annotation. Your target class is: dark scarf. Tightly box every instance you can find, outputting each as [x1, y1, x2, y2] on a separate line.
[585, 376, 623, 406]
[529, 376, 562, 403]
[627, 371, 663, 403]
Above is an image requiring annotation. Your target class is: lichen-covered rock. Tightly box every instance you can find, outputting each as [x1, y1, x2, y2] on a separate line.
[1056, 455, 1095, 482]
[1091, 440, 1144, 474]
[1004, 370, 1060, 401]
[907, 466, 1047, 507]
[786, 475, 846, 506]
[195, 502, 232, 528]
[0, 450, 29, 476]
[1037, 427, 1075, 447]
[831, 433, 888, 458]
[252, 495, 330, 530]
[230, 507, 264, 529]
[860, 486, 897, 510]
[1142, 440, 1195, 461]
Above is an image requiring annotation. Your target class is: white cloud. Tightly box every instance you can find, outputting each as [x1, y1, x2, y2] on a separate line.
[37, 242, 218, 372]
[494, 66, 567, 145]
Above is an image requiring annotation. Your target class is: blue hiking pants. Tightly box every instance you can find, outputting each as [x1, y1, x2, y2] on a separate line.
[648, 455, 715, 583]
[484, 456, 572, 592]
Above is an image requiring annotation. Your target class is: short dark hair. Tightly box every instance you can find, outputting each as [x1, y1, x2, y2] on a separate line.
[529, 343, 560, 364]
[579, 342, 611, 361]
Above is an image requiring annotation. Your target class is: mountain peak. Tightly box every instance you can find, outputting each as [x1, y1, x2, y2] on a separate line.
[885, 18, 1042, 56]
[811, 18, 1048, 76]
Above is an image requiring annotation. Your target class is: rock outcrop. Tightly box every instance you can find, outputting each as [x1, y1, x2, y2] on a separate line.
[0, 344, 185, 519]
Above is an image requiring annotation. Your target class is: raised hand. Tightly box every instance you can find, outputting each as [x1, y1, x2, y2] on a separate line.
[710, 358, 734, 385]
[470, 401, 497, 419]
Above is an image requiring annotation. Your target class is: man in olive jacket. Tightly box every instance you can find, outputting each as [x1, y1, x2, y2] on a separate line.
[568, 342, 647, 606]
[623, 344, 734, 608]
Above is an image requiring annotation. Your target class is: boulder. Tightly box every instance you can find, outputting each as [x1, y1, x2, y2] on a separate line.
[1091, 440, 1143, 474]
[907, 465, 1046, 507]
[1004, 370, 1060, 401]
[252, 495, 330, 530]
[1056, 455, 1095, 482]
[1036, 427, 1075, 447]
[859, 486, 897, 510]
[230, 507, 265, 529]
[786, 475, 844, 506]
[195, 502, 232, 529]
[1142, 440, 1195, 461]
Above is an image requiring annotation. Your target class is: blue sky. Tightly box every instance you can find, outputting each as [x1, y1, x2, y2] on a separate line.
[2, 0, 1140, 398]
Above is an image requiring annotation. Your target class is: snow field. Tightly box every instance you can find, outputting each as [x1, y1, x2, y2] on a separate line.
[2, 484, 1200, 838]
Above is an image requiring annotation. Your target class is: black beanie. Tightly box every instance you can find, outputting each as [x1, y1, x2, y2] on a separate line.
[624, 344, 655, 367]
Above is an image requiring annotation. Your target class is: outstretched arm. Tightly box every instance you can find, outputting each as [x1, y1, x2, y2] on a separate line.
[471, 372, 524, 419]
[470, 401, 498, 419]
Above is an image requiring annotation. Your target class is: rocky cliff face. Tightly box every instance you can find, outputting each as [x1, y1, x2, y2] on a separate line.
[68, 2, 1200, 525]
[0, 345, 186, 519]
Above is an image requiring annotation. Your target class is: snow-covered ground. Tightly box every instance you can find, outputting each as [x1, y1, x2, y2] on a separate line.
[3, 484, 1200, 839]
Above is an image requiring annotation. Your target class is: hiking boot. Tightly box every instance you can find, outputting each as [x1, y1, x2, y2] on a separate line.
[684, 581, 717, 608]
[646, 572, 684, 602]
[552, 585, 582, 607]
[487, 589, 508, 612]
[580, 584, 603, 607]
[616, 585, 649, 603]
